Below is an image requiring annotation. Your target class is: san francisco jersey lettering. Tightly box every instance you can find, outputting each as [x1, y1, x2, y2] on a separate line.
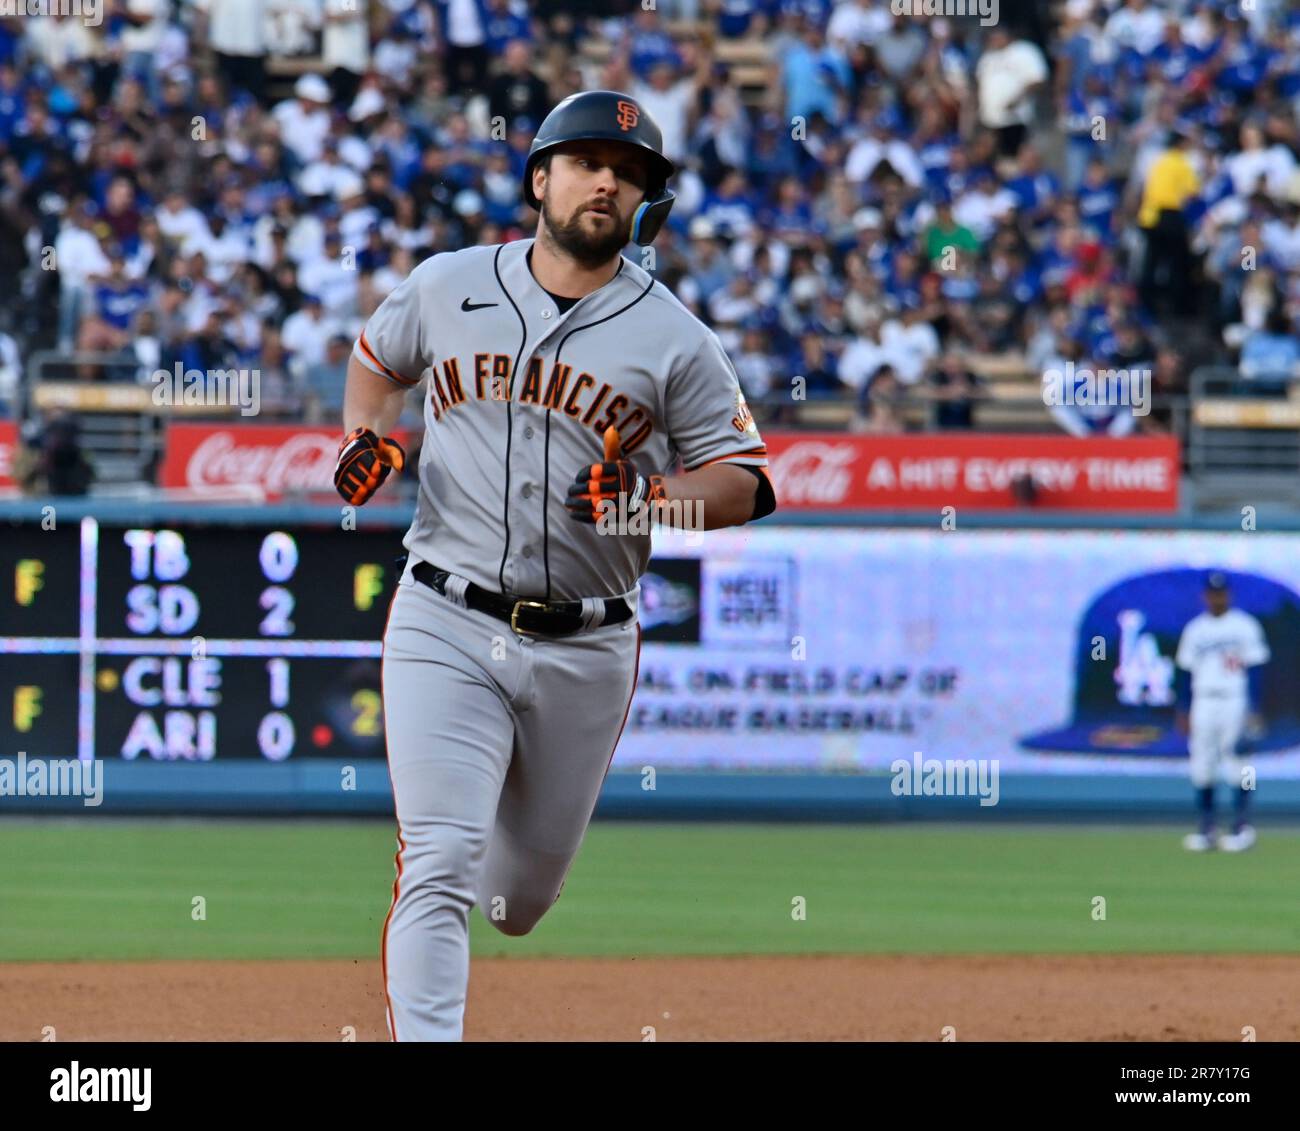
[353, 239, 768, 600]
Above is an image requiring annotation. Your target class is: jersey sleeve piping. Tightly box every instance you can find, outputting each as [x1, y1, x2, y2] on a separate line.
[684, 445, 769, 471]
[356, 330, 421, 388]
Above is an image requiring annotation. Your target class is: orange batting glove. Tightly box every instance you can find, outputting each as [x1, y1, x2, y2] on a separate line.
[565, 426, 665, 524]
[334, 427, 405, 506]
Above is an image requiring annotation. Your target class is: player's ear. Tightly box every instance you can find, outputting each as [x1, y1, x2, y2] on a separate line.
[532, 162, 547, 203]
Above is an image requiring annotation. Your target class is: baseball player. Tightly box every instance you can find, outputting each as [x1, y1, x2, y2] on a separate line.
[1174, 572, 1270, 853]
[333, 91, 776, 1041]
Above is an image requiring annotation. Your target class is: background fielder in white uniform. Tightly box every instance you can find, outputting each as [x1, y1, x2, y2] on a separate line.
[332, 91, 776, 1040]
[1175, 572, 1269, 853]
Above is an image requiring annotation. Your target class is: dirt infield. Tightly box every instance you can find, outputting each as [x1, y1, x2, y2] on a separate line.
[2, 955, 1296, 1041]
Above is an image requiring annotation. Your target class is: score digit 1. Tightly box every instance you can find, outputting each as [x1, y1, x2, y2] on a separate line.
[259, 532, 299, 637]
[267, 658, 290, 707]
[259, 658, 294, 760]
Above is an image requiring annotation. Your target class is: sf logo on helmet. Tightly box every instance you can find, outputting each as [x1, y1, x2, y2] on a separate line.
[616, 100, 639, 131]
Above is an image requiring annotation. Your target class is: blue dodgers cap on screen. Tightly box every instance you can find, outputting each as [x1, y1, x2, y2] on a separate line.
[1205, 571, 1230, 591]
[1020, 568, 1300, 757]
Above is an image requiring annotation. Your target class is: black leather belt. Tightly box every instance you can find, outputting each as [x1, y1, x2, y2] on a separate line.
[412, 560, 633, 637]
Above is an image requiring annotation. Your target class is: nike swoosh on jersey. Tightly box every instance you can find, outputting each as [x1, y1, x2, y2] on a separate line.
[461, 298, 498, 311]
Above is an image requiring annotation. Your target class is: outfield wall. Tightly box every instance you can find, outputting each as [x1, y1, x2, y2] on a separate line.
[7, 760, 1300, 821]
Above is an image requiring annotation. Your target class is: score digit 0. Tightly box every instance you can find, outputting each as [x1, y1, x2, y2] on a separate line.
[259, 533, 299, 582]
[261, 660, 293, 760]
[258, 712, 295, 761]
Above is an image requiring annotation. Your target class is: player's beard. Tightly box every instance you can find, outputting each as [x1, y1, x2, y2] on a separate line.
[539, 195, 630, 267]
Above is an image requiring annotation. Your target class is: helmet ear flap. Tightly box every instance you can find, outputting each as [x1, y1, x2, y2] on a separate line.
[630, 189, 675, 246]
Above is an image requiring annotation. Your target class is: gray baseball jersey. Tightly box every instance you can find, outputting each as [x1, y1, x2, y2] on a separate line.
[363, 238, 772, 1041]
[353, 238, 770, 600]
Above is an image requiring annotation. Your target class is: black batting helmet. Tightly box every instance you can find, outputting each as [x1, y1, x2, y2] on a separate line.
[523, 90, 676, 246]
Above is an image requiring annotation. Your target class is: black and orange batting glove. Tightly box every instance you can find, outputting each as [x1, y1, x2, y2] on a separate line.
[334, 427, 405, 506]
[565, 426, 666, 524]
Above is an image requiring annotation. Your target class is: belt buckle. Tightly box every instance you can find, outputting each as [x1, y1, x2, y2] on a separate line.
[510, 599, 549, 637]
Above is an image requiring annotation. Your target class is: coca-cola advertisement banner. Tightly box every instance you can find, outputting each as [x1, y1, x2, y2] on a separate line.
[160, 423, 413, 498]
[764, 433, 1180, 512]
[161, 424, 1179, 511]
[0, 421, 16, 488]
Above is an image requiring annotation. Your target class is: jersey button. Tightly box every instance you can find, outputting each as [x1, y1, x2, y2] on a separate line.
[541, 309, 553, 319]
[522, 546, 534, 558]
[524, 426, 534, 439]
[521, 484, 532, 498]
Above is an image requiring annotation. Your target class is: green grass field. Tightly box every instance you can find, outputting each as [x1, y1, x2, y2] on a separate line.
[1, 819, 1297, 962]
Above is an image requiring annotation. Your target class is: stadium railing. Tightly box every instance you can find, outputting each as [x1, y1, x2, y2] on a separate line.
[1186, 365, 1300, 508]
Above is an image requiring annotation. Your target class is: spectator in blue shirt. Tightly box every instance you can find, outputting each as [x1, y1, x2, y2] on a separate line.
[1077, 158, 1122, 243]
[744, 113, 804, 190]
[914, 107, 957, 191]
[1147, 20, 1196, 85]
[700, 167, 761, 239]
[10, 98, 66, 183]
[1005, 145, 1061, 230]
[933, 146, 977, 202]
[483, 0, 532, 57]
[717, 0, 763, 39]
[885, 249, 924, 309]
[1239, 309, 1300, 390]
[795, 331, 843, 397]
[628, 7, 683, 80]
[1062, 74, 1121, 190]
[1216, 21, 1270, 97]
[778, 18, 852, 128]
[178, 305, 243, 389]
[1003, 249, 1044, 308]
[761, 175, 815, 240]
[78, 252, 150, 371]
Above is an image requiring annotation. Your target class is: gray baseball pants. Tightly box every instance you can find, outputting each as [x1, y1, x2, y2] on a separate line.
[380, 568, 640, 1041]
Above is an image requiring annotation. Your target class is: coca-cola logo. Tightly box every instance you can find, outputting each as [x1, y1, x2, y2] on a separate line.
[185, 432, 339, 494]
[769, 441, 857, 505]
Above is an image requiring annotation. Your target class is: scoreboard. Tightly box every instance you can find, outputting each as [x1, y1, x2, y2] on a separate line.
[1, 519, 405, 762]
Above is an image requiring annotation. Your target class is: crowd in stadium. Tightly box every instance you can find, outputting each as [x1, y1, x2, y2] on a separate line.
[2, 0, 1300, 481]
